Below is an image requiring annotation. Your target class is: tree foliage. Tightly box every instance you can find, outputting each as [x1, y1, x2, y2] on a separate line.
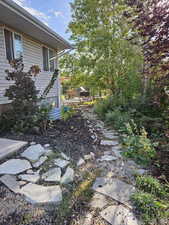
[127, 0, 169, 107]
[60, 0, 143, 100]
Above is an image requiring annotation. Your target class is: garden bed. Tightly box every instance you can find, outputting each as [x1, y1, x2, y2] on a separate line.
[0, 112, 96, 161]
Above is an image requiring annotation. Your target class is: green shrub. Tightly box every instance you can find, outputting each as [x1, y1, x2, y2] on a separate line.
[136, 176, 169, 199]
[0, 58, 40, 133]
[36, 104, 53, 134]
[131, 191, 168, 224]
[122, 123, 156, 165]
[105, 109, 131, 131]
[94, 96, 114, 119]
[61, 106, 75, 121]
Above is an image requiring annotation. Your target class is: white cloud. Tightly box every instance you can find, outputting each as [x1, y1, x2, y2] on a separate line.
[54, 11, 63, 18]
[24, 6, 50, 21]
[12, 0, 50, 25]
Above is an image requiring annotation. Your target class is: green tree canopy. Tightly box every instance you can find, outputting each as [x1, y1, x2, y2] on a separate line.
[60, 0, 143, 100]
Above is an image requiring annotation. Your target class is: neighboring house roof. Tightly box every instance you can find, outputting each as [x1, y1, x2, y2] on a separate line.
[0, 0, 72, 52]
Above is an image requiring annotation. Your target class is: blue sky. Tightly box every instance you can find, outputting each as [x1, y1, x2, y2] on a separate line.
[13, 0, 73, 41]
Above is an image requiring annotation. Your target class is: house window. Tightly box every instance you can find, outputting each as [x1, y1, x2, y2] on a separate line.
[49, 49, 55, 72]
[13, 33, 23, 59]
[43, 47, 49, 71]
[4, 29, 23, 61]
[4, 29, 14, 61]
[42, 47, 56, 72]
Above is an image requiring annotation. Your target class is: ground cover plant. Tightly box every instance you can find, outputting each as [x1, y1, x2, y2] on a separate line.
[131, 175, 169, 224]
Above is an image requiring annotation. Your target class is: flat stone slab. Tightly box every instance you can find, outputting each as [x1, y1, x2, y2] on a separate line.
[61, 167, 74, 184]
[100, 140, 119, 146]
[42, 167, 61, 182]
[0, 138, 27, 160]
[77, 158, 85, 166]
[19, 173, 40, 183]
[134, 169, 147, 176]
[103, 132, 118, 140]
[20, 183, 62, 205]
[21, 144, 46, 162]
[100, 155, 117, 162]
[44, 149, 53, 156]
[112, 148, 122, 158]
[54, 158, 69, 168]
[100, 205, 140, 225]
[0, 159, 32, 175]
[90, 193, 108, 209]
[60, 152, 70, 161]
[0, 175, 20, 193]
[93, 178, 135, 206]
[33, 156, 48, 168]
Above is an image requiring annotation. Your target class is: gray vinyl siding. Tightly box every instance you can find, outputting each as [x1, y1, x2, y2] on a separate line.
[0, 26, 59, 104]
[0, 26, 12, 103]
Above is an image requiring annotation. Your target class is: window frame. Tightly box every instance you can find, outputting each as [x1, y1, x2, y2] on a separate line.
[13, 32, 23, 59]
[42, 46, 56, 72]
[4, 28, 23, 61]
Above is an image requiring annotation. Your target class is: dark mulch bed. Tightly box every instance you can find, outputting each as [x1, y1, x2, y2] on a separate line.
[0, 112, 96, 161]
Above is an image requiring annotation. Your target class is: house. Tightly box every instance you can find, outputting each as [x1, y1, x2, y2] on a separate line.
[0, 0, 72, 114]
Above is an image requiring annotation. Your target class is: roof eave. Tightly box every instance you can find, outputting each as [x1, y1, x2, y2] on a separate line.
[0, 0, 72, 51]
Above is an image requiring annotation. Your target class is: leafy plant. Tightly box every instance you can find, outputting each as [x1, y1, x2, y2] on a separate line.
[0, 58, 40, 133]
[136, 176, 169, 199]
[131, 191, 169, 224]
[61, 106, 75, 121]
[122, 123, 156, 165]
[105, 109, 131, 131]
[94, 96, 114, 119]
[36, 103, 53, 134]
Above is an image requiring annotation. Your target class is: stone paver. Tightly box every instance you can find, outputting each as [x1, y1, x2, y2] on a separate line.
[77, 158, 85, 166]
[100, 140, 119, 146]
[135, 169, 147, 176]
[54, 158, 69, 168]
[0, 175, 20, 193]
[18, 173, 40, 183]
[103, 132, 118, 140]
[89, 193, 108, 209]
[100, 205, 140, 225]
[44, 149, 53, 156]
[93, 177, 135, 207]
[100, 155, 117, 162]
[21, 144, 46, 162]
[42, 167, 61, 182]
[0, 138, 27, 160]
[60, 152, 70, 161]
[61, 167, 74, 184]
[84, 154, 93, 160]
[20, 183, 62, 205]
[33, 156, 48, 168]
[0, 159, 32, 175]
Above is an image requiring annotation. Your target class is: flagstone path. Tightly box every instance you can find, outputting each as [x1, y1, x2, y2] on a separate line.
[0, 108, 147, 225]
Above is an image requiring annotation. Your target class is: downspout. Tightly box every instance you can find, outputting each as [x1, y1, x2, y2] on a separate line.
[48, 48, 74, 107]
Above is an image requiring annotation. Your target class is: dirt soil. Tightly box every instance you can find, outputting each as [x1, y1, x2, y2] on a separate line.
[1, 111, 97, 161]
